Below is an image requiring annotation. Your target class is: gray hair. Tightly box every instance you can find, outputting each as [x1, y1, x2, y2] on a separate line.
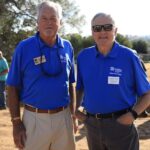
[37, 1, 62, 20]
[91, 12, 115, 25]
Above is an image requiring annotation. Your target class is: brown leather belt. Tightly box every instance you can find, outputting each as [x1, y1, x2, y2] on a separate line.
[25, 104, 67, 114]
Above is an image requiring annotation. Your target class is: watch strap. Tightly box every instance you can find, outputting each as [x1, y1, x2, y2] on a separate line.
[130, 109, 138, 119]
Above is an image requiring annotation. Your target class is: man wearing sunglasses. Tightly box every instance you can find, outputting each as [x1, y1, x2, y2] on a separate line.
[6, 1, 76, 150]
[76, 12, 150, 150]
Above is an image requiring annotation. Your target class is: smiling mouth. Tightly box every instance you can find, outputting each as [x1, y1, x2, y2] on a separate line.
[46, 26, 53, 29]
[99, 36, 108, 39]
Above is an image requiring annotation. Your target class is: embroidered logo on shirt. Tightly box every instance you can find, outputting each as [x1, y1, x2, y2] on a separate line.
[33, 55, 46, 65]
[109, 66, 122, 76]
[60, 54, 67, 63]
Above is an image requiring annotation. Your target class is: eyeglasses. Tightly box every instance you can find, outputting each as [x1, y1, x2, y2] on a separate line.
[92, 24, 113, 32]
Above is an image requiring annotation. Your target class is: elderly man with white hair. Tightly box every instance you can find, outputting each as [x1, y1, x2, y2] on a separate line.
[7, 1, 76, 150]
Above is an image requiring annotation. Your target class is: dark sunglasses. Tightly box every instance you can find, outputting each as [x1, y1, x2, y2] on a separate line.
[92, 24, 113, 32]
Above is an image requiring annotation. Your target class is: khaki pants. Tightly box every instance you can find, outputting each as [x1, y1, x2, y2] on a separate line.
[23, 107, 76, 150]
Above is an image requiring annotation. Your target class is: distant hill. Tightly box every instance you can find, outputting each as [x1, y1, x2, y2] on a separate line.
[125, 35, 150, 40]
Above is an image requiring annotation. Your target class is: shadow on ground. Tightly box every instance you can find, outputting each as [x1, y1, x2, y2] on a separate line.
[138, 119, 150, 139]
[75, 122, 86, 142]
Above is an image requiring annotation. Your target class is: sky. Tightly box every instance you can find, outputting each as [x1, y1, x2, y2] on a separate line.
[74, 0, 150, 37]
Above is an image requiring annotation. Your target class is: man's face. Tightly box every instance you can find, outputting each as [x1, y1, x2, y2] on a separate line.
[92, 16, 117, 47]
[37, 6, 61, 39]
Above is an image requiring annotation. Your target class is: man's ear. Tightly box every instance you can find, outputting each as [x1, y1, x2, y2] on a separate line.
[36, 21, 39, 31]
[114, 27, 118, 36]
[58, 19, 63, 30]
[60, 19, 63, 26]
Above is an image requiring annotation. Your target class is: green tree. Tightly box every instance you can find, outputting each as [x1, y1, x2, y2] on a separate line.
[0, 0, 85, 61]
[132, 39, 148, 54]
[64, 34, 95, 58]
[82, 36, 94, 48]
[116, 33, 132, 48]
[64, 33, 83, 58]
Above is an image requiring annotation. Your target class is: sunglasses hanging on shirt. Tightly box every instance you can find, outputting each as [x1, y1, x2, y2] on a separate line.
[37, 37, 63, 77]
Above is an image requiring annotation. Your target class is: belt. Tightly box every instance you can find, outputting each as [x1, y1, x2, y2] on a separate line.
[25, 104, 67, 114]
[86, 108, 131, 119]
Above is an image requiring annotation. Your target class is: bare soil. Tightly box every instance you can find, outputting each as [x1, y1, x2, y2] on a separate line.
[0, 63, 150, 150]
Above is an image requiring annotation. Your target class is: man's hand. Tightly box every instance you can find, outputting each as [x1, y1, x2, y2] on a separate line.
[75, 110, 87, 122]
[117, 112, 135, 125]
[72, 115, 78, 133]
[13, 121, 26, 149]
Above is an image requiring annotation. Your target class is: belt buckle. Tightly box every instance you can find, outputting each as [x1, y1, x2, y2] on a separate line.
[96, 113, 101, 119]
[61, 107, 64, 111]
[35, 108, 38, 113]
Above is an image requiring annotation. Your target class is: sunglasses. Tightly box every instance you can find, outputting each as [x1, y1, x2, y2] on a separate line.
[92, 24, 113, 32]
[37, 38, 63, 77]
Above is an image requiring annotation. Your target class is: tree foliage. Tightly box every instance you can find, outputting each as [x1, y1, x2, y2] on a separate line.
[64, 34, 94, 58]
[0, 0, 149, 62]
[0, 0, 85, 61]
[116, 33, 132, 48]
[64, 33, 149, 58]
[132, 40, 148, 54]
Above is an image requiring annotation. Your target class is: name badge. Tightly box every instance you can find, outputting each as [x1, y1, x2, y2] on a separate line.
[108, 76, 120, 85]
[33, 55, 46, 65]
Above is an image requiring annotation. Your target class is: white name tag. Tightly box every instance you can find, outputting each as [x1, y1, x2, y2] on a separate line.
[108, 76, 120, 85]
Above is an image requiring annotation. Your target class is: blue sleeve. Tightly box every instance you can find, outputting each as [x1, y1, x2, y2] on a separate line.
[76, 55, 84, 90]
[6, 43, 23, 87]
[133, 54, 150, 96]
[69, 44, 76, 83]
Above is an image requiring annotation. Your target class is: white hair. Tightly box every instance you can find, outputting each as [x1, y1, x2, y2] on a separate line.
[91, 12, 115, 25]
[37, 1, 62, 20]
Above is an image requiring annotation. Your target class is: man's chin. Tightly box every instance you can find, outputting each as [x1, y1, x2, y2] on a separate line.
[44, 32, 55, 38]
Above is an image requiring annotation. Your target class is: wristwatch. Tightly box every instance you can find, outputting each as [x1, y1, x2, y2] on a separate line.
[130, 109, 138, 119]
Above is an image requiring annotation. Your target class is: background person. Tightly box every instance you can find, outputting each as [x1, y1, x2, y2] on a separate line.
[0, 50, 9, 110]
[76, 12, 150, 150]
[7, 1, 76, 150]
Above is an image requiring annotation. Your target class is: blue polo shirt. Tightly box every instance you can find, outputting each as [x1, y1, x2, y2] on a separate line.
[77, 41, 150, 114]
[7, 32, 75, 109]
[0, 57, 9, 81]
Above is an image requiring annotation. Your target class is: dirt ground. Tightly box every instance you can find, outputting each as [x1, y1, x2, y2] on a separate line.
[0, 63, 150, 150]
[145, 63, 150, 80]
[0, 109, 150, 150]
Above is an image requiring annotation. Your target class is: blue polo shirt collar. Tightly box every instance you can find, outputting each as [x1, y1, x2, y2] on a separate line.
[95, 41, 119, 58]
[36, 32, 64, 49]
